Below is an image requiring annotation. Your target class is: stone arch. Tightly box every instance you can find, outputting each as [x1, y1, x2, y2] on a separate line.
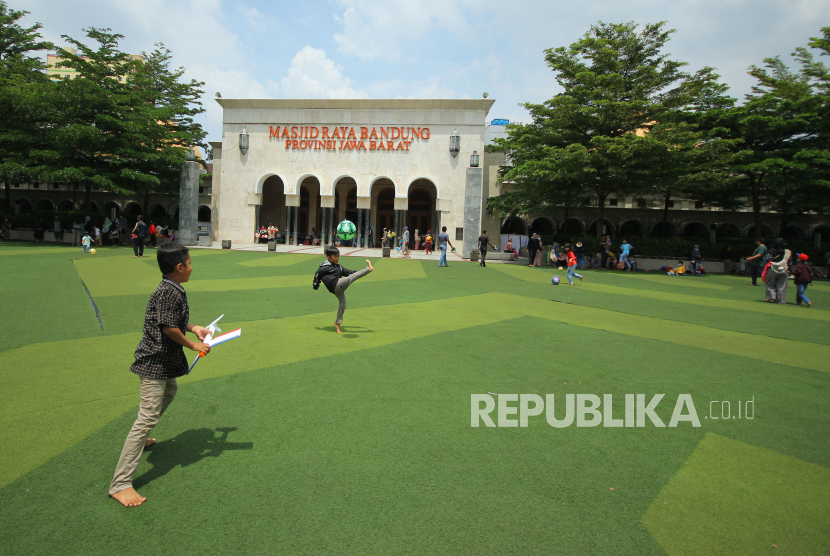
[101, 201, 121, 216]
[405, 176, 441, 200]
[681, 221, 709, 238]
[124, 202, 142, 216]
[255, 172, 289, 195]
[651, 221, 678, 237]
[619, 219, 646, 237]
[332, 176, 356, 224]
[407, 178, 437, 234]
[560, 217, 586, 235]
[715, 222, 742, 238]
[294, 173, 323, 196]
[329, 173, 358, 197]
[373, 184, 396, 233]
[369, 175, 398, 198]
[57, 199, 76, 212]
[742, 223, 776, 239]
[781, 225, 806, 240]
[501, 215, 528, 235]
[14, 198, 32, 212]
[260, 175, 286, 232]
[198, 205, 211, 222]
[148, 203, 167, 218]
[530, 216, 556, 236]
[808, 224, 830, 241]
[35, 198, 54, 211]
[589, 219, 615, 236]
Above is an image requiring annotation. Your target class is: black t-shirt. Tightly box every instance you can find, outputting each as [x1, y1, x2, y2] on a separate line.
[478, 235, 489, 251]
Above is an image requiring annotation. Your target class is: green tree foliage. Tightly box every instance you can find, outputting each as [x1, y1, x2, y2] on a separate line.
[0, 0, 52, 210]
[490, 21, 720, 238]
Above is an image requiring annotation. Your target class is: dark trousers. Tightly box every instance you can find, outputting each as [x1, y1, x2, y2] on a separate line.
[133, 237, 145, 256]
[528, 249, 537, 265]
[751, 264, 762, 285]
[480, 249, 487, 266]
[601, 252, 608, 269]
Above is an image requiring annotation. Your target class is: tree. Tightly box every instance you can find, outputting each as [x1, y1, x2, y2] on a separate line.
[129, 43, 207, 214]
[0, 1, 53, 210]
[701, 28, 830, 237]
[491, 21, 714, 239]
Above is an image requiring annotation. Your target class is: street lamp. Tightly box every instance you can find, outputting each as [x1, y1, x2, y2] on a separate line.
[470, 150, 479, 167]
[186, 147, 196, 161]
[239, 127, 249, 155]
[449, 129, 460, 158]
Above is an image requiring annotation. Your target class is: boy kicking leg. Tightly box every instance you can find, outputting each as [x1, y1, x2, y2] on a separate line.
[333, 259, 373, 333]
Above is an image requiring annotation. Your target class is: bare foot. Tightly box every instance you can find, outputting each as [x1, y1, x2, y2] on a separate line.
[334, 323, 343, 334]
[366, 259, 374, 272]
[145, 438, 156, 448]
[110, 487, 146, 508]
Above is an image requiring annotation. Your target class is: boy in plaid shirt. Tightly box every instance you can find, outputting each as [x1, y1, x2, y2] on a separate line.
[109, 242, 211, 508]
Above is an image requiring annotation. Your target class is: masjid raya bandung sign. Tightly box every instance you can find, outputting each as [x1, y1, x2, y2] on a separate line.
[269, 125, 430, 152]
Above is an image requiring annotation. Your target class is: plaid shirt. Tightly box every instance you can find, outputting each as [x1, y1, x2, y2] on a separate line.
[130, 276, 190, 379]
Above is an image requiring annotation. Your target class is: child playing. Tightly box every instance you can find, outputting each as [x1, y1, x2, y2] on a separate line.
[313, 246, 374, 334]
[668, 261, 686, 276]
[82, 231, 92, 253]
[109, 243, 211, 508]
[794, 253, 813, 307]
[565, 245, 583, 285]
[424, 231, 433, 255]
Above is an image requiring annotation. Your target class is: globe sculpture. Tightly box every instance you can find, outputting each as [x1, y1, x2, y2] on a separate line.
[336, 220, 356, 241]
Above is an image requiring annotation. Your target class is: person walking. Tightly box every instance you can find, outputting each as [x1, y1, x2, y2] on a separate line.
[437, 226, 453, 267]
[401, 226, 410, 258]
[722, 245, 736, 274]
[148, 221, 158, 248]
[566, 245, 583, 285]
[424, 230, 433, 255]
[53, 216, 63, 244]
[620, 239, 633, 270]
[765, 238, 791, 304]
[72, 218, 83, 246]
[118, 215, 128, 245]
[478, 230, 496, 267]
[745, 238, 768, 286]
[794, 253, 813, 307]
[527, 233, 539, 267]
[132, 216, 148, 258]
[534, 236, 545, 267]
[368, 227, 374, 248]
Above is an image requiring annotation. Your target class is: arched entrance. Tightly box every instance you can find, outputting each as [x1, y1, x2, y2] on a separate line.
[198, 206, 211, 222]
[35, 199, 54, 211]
[652, 221, 678, 237]
[560, 218, 584, 235]
[260, 175, 286, 232]
[589, 219, 614, 237]
[14, 198, 32, 213]
[782, 225, 805, 240]
[716, 223, 742, 238]
[619, 220, 645, 237]
[149, 204, 167, 218]
[125, 202, 142, 217]
[501, 216, 527, 235]
[407, 179, 437, 235]
[682, 222, 709, 238]
[530, 217, 555, 236]
[375, 187, 395, 233]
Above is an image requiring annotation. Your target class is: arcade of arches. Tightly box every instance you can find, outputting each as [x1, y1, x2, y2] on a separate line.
[256, 176, 440, 246]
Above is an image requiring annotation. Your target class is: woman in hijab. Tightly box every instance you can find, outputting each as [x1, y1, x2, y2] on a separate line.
[527, 233, 538, 267]
[765, 238, 791, 304]
[691, 245, 702, 273]
[102, 217, 112, 246]
[534, 236, 545, 267]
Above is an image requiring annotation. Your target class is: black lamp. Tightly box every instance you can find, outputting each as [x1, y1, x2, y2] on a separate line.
[449, 129, 460, 158]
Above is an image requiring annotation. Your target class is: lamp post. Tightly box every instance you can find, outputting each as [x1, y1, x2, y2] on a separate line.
[470, 150, 479, 167]
[186, 147, 196, 162]
[449, 129, 460, 158]
[239, 127, 249, 155]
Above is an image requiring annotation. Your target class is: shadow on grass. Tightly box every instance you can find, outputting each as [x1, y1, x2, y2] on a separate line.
[315, 326, 375, 338]
[133, 427, 252, 489]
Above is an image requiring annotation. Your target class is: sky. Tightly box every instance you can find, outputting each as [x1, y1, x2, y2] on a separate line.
[15, 0, 830, 143]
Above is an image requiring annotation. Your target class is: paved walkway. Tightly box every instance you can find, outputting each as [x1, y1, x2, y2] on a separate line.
[192, 241, 516, 264]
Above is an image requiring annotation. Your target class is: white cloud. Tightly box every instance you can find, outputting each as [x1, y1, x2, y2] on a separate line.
[333, 0, 473, 60]
[280, 46, 369, 98]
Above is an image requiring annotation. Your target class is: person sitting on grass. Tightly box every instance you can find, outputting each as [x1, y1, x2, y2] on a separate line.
[109, 242, 211, 508]
[313, 245, 374, 334]
[668, 261, 686, 276]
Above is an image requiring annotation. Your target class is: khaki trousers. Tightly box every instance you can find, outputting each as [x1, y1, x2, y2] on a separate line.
[109, 377, 178, 495]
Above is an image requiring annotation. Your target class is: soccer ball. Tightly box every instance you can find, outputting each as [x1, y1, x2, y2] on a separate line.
[336, 220, 356, 240]
[551, 276, 560, 285]
[557, 266, 564, 271]
[90, 248, 97, 255]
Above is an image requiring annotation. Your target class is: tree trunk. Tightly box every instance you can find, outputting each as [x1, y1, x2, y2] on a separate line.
[750, 174, 762, 238]
[144, 189, 150, 219]
[3, 180, 10, 211]
[83, 184, 92, 214]
[596, 182, 606, 240]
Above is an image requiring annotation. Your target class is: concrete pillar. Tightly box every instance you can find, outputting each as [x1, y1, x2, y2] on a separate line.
[815, 233, 822, 249]
[462, 168, 484, 258]
[328, 205, 334, 244]
[177, 160, 200, 246]
[285, 205, 292, 245]
[292, 206, 298, 246]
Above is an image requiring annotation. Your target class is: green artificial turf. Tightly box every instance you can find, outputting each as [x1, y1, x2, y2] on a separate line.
[0, 243, 828, 555]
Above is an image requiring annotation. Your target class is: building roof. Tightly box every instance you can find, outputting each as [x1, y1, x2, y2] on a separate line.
[215, 98, 496, 115]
